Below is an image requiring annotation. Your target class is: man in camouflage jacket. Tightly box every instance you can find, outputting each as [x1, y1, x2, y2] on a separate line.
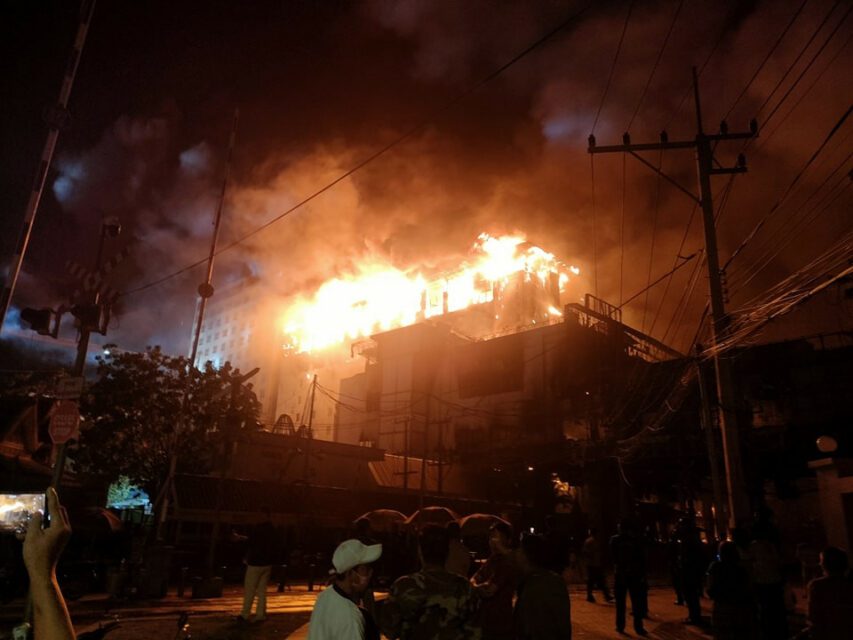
[379, 524, 481, 640]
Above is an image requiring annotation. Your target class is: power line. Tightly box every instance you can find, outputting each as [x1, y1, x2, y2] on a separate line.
[649, 173, 738, 340]
[120, 1, 597, 298]
[641, 149, 665, 332]
[753, 0, 844, 119]
[729, 145, 852, 282]
[723, 103, 853, 271]
[706, 229, 853, 356]
[626, 0, 684, 131]
[618, 249, 699, 310]
[663, 14, 729, 130]
[730, 169, 852, 294]
[647, 202, 698, 337]
[591, 0, 636, 134]
[755, 31, 851, 155]
[760, 3, 852, 129]
[722, 0, 810, 121]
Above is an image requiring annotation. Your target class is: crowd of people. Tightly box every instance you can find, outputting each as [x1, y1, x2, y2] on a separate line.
[306, 521, 574, 640]
[17, 491, 853, 640]
[302, 512, 853, 640]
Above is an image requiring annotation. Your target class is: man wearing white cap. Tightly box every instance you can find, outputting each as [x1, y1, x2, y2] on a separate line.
[307, 538, 382, 640]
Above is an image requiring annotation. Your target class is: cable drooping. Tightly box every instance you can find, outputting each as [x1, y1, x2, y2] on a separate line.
[626, 0, 685, 131]
[755, 31, 851, 155]
[591, 0, 636, 134]
[722, 0, 810, 121]
[753, 0, 844, 119]
[760, 3, 852, 130]
[723, 103, 852, 271]
[706, 229, 853, 357]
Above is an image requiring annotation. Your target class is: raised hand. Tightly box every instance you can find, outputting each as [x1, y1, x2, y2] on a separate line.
[24, 488, 72, 584]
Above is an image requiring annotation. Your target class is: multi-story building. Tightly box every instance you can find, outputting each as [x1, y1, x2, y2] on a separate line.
[188, 278, 348, 436]
[189, 278, 282, 423]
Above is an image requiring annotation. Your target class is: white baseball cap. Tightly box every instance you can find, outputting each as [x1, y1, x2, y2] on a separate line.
[332, 539, 383, 574]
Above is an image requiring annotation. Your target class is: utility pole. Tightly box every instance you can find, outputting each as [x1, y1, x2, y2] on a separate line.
[52, 219, 118, 491]
[0, 0, 97, 333]
[188, 108, 239, 367]
[303, 374, 317, 484]
[696, 345, 728, 539]
[205, 367, 259, 583]
[419, 390, 431, 509]
[392, 416, 413, 492]
[155, 109, 238, 541]
[588, 67, 756, 529]
[404, 417, 410, 492]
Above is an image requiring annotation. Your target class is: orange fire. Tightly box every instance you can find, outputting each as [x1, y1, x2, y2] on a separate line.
[282, 233, 578, 353]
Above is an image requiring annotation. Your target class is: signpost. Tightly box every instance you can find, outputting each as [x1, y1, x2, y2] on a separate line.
[55, 377, 84, 400]
[49, 400, 80, 444]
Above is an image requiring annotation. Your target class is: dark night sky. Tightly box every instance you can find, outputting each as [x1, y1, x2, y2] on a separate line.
[1, 0, 850, 356]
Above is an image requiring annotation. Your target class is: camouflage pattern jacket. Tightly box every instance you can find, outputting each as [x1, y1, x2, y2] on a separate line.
[379, 567, 481, 640]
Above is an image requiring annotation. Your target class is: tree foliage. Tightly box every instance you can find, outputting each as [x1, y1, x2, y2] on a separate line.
[73, 347, 261, 495]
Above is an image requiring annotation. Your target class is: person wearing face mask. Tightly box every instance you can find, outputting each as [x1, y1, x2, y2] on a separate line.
[307, 538, 382, 640]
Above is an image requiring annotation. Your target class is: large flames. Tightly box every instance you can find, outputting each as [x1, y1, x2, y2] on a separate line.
[282, 233, 579, 353]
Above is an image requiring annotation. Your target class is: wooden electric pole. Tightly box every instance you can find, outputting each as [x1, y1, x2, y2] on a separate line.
[588, 68, 756, 529]
[302, 374, 317, 484]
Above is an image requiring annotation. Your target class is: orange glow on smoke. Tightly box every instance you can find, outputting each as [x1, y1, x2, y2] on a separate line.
[282, 233, 578, 353]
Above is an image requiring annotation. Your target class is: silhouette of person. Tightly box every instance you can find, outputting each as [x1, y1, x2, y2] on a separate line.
[610, 518, 647, 636]
[799, 547, 853, 640]
[706, 540, 755, 639]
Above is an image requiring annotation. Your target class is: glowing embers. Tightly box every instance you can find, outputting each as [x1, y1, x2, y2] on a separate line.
[282, 233, 579, 353]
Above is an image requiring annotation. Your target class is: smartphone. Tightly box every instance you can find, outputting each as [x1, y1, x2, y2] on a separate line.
[0, 493, 45, 534]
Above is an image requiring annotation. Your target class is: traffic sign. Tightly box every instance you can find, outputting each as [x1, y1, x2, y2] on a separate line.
[56, 377, 84, 400]
[49, 400, 80, 444]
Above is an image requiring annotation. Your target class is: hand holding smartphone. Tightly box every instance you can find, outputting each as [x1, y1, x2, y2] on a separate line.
[0, 493, 45, 536]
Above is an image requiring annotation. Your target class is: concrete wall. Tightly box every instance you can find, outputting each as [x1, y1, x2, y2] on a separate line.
[809, 458, 853, 560]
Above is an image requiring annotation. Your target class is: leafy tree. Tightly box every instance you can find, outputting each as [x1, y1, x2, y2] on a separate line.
[73, 346, 261, 498]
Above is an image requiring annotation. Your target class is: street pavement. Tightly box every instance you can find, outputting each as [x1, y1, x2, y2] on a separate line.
[286, 587, 714, 639]
[1, 584, 724, 639]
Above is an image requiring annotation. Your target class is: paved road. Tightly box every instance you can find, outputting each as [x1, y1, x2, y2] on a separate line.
[286, 587, 712, 639]
[4, 584, 714, 639]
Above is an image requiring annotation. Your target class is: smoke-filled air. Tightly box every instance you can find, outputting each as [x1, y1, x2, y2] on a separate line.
[1, 0, 849, 356]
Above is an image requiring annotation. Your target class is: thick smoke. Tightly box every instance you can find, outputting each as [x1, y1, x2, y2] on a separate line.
[9, 0, 850, 355]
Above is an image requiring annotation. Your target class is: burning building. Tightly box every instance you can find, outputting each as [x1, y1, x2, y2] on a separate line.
[181, 234, 692, 538]
[270, 233, 583, 440]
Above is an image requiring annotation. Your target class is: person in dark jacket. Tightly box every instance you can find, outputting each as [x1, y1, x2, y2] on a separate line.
[236, 507, 280, 622]
[582, 528, 612, 603]
[706, 541, 755, 639]
[676, 516, 706, 626]
[610, 519, 647, 636]
[472, 521, 518, 640]
[514, 534, 572, 640]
